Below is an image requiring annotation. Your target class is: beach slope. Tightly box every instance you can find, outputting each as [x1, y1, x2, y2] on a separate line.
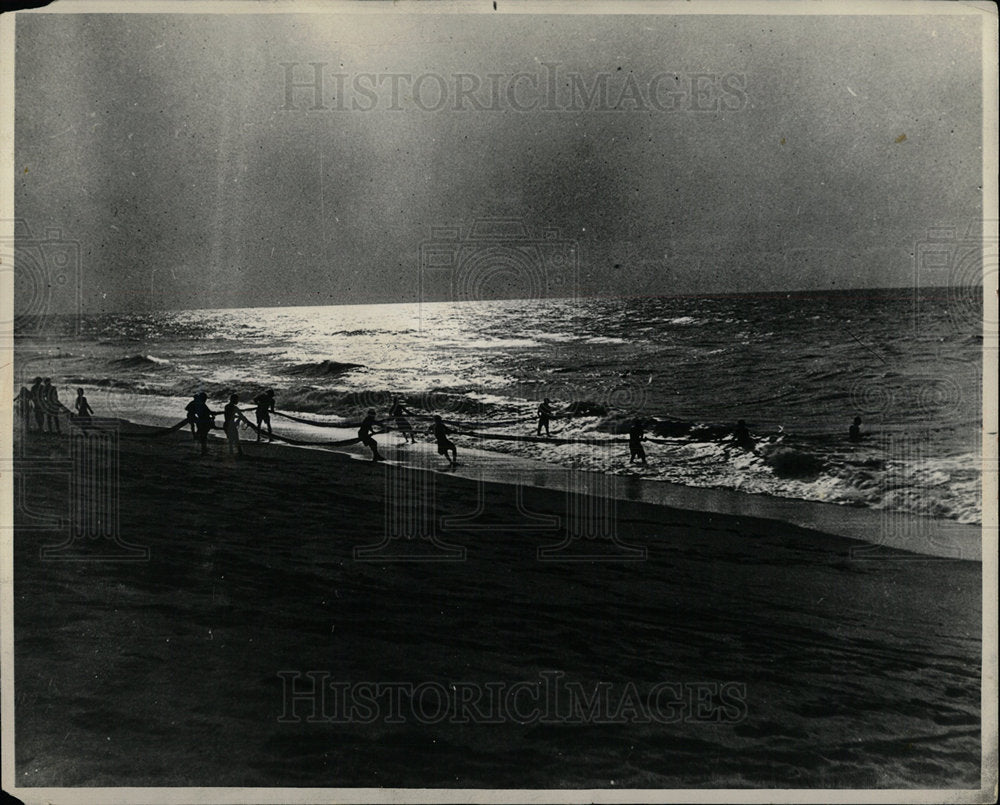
[12, 426, 982, 789]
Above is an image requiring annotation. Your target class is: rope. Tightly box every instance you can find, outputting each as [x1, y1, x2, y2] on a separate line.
[441, 416, 538, 429]
[238, 413, 365, 447]
[270, 408, 768, 443]
[451, 428, 629, 446]
[135, 418, 195, 437]
[22, 388, 758, 453]
[64, 417, 197, 437]
[271, 410, 361, 428]
[272, 409, 540, 430]
[31, 401, 740, 450]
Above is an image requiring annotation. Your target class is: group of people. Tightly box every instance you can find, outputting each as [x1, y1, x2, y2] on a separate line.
[392, 395, 643, 468]
[18, 377, 63, 433]
[17, 375, 868, 471]
[183, 389, 275, 457]
[361, 397, 458, 467]
[16, 377, 95, 434]
[176, 386, 867, 472]
[178, 390, 461, 467]
[539, 396, 649, 466]
[626, 414, 865, 467]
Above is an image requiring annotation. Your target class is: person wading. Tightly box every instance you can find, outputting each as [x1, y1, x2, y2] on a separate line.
[358, 409, 385, 462]
[431, 415, 458, 467]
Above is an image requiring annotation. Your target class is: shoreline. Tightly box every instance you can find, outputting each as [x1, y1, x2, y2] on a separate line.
[11, 421, 983, 788]
[72, 409, 984, 561]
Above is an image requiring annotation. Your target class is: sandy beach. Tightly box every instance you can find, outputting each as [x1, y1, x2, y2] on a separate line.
[12, 421, 982, 789]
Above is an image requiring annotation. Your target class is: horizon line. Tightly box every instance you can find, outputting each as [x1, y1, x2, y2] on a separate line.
[15, 283, 983, 318]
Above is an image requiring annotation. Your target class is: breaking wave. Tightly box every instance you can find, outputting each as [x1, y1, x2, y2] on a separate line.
[109, 354, 171, 369]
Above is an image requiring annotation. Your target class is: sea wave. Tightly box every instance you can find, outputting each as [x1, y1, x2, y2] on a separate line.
[253, 387, 508, 418]
[282, 359, 365, 377]
[15, 290, 983, 526]
[328, 328, 410, 337]
[109, 354, 172, 369]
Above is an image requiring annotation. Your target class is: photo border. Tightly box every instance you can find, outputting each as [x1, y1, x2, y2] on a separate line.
[1, 1, 996, 803]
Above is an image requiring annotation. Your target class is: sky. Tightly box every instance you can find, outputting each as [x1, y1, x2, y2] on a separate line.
[14, 9, 985, 312]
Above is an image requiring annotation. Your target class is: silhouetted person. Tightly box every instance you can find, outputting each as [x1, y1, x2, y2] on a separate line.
[431, 415, 457, 466]
[358, 409, 385, 461]
[849, 416, 863, 443]
[74, 388, 94, 421]
[14, 386, 32, 430]
[253, 389, 275, 442]
[537, 398, 553, 437]
[191, 392, 218, 455]
[389, 396, 416, 443]
[223, 393, 244, 457]
[30, 377, 44, 432]
[42, 378, 61, 434]
[184, 393, 200, 441]
[628, 419, 647, 465]
[732, 419, 754, 452]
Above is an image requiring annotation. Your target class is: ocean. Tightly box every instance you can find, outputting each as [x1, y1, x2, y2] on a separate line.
[14, 287, 985, 525]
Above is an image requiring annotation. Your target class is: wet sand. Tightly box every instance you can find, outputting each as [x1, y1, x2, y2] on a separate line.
[12, 423, 982, 789]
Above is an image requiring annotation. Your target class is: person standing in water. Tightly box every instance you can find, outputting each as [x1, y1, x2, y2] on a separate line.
[731, 419, 755, 452]
[849, 416, 863, 442]
[223, 393, 244, 457]
[389, 396, 416, 444]
[537, 397, 554, 437]
[253, 389, 275, 442]
[430, 415, 457, 467]
[358, 409, 385, 462]
[42, 378, 62, 434]
[74, 388, 94, 421]
[628, 419, 647, 465]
